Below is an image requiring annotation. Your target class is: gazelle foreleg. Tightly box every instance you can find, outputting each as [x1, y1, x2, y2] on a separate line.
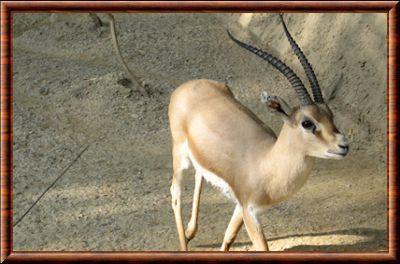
[185, 171, 203, 241]
[221, 204, 244, 251]
[242, 206, 269, 251]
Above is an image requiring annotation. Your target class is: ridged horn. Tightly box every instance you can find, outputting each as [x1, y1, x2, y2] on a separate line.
[227, 30, 313, 106]
[279, 14, 324, 103]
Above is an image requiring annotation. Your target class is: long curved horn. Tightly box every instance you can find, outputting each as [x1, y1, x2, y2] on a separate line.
[279, 14, 324, 103]
[227, 30, 313, 106]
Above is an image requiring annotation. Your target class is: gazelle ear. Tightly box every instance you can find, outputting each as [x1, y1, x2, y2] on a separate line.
[261, 91, 292, 117]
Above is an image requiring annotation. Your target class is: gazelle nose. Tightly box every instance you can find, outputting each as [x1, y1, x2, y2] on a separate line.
[339, 144, 349, 150]
[337, 133, 349, 146]
[338, 144, 349, 155]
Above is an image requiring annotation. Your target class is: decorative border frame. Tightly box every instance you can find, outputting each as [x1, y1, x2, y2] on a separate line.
[1, 1, 398, 263]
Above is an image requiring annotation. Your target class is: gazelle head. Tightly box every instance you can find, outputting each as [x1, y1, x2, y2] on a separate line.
[228, 14, 349, 159]
[287, 104, 349, 159]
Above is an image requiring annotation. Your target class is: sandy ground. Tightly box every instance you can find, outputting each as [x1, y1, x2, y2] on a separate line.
[12, 13, 387, 251]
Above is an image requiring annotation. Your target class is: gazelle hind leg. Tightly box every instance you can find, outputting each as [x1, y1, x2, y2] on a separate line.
[221, 204, 244, 251]
[185, 171, 203, 241]
[170, 142, 190, 251]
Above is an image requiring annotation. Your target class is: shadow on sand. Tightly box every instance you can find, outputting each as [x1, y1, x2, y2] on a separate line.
[195, 227, 387, 251]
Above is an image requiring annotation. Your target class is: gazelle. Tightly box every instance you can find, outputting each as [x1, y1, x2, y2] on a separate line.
[168, 14, 349, 251]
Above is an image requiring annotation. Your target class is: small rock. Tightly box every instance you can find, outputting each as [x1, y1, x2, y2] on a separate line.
[120, 88, 132, 98]
[39, 87, 49, 95]
[14, 142, 19, 150]
[117, 77, 131, 87]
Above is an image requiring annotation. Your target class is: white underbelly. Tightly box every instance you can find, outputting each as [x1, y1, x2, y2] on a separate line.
[181, 140, 237, 202]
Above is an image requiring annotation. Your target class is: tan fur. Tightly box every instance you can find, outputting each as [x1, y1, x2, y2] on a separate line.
[168, 79, 348, 251]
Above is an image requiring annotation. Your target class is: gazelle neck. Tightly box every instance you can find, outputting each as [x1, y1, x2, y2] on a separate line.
[260, 122, 315, 203]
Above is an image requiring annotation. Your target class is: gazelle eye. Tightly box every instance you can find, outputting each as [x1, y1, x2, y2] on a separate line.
[301, 120, 315, 130]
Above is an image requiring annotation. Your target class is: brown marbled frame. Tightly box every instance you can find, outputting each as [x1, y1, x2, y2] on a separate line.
[1, 1, 398, 263]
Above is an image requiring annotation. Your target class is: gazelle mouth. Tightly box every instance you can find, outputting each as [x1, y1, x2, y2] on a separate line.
[329, 151, 346, 156]
[327, 149, 348, 158]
